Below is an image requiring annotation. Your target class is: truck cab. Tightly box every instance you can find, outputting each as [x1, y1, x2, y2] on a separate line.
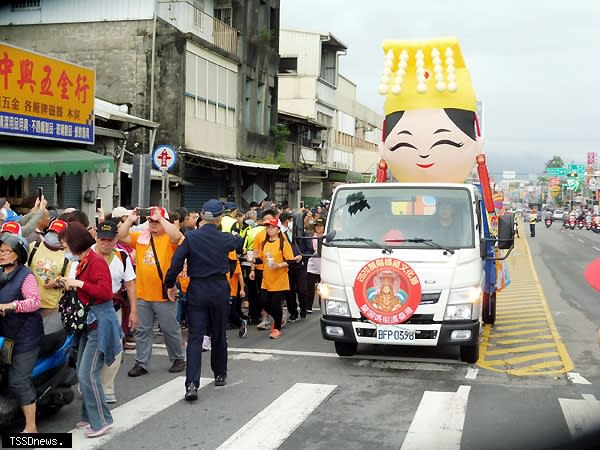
[318, 182, 502, 363]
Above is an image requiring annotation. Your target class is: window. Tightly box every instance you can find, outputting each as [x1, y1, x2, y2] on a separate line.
[244, 77, 253, 130]
[256, 83, 265, 134]
[279, 57, 298, 74]
[214, 7, 232, 26]
[11, 0, 40, 10]
[327, 187, 474, 249]
[185, 51, 237, 127]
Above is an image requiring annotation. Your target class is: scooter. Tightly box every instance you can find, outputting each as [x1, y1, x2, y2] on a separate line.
[569, 218, 576, 230]
[545, 218, 552, 228]
[577, 218, 585, 230]
[0, 314, 77, 429]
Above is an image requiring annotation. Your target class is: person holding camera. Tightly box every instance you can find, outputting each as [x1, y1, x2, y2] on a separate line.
[117, 207, 185, 377]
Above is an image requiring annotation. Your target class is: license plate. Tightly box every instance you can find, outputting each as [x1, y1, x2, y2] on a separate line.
[376, 326, 415, 342]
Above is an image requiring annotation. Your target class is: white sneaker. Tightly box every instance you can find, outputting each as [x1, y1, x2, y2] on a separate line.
[105, 393, 117, 404]
[256, 319, 270, 330]
[202, 336, 211, 351]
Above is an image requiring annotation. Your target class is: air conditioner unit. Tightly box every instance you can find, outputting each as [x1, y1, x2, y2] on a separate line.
[311, 139, 322, 149]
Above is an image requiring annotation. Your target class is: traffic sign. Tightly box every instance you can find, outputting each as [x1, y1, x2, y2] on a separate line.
[589, 178, 598, 188]
[567, 164, 585, 175]
[546, 167, 567, 176]
[152, 144, 177, 172]
[550, 185, 561, 193]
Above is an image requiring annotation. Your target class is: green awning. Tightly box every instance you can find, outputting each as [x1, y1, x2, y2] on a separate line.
[0, 144, 114, 178]
[328, 170, 368, 183]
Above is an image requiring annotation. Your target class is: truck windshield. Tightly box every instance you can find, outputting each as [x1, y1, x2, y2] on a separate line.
[326, 187, 475, 250]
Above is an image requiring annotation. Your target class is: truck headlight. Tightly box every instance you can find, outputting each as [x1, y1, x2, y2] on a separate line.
[325, 300, 351, 317]
[319, 283, 351, 317]
[444, 304, 473, 320]
[447, 286, 482, 304]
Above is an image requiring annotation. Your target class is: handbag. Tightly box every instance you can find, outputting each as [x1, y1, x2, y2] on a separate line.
[58, 289, 94, 334]
[0, 337, 14, 366]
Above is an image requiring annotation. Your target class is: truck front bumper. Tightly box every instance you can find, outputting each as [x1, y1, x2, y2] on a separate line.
[321, 316, 480, 347]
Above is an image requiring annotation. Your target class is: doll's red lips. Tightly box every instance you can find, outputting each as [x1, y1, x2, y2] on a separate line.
[416, 163, 435, 168]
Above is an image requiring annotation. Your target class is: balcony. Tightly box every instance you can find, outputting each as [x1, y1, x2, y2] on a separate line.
[159, 0, 238, 57]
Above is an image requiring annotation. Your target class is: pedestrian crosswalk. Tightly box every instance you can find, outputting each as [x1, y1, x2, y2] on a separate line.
[40, 374, 600, 450]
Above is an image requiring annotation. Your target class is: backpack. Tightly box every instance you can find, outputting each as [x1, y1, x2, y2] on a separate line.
[28, 241, 70, 278]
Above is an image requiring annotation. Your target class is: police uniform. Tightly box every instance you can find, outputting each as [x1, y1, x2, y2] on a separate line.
[165, 199, 239, 400]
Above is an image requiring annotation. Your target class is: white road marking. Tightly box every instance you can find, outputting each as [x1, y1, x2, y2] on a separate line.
[354, 360, 452, 371]
[465, 367, 479, 380]
[231, 352, 274, 361]
[400, 385, 471, 450]
[50, 377, 212, 450]
[566, 372, 592, 385]
[577, 238, 584, 243]
[216, 383, 336, 450]
[559, 394, 600, 440]
[593, 247, 600, 252]
[140, 344, 465, 365]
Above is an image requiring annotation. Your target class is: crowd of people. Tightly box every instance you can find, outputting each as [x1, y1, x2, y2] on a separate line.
[0, 195, 328, 436]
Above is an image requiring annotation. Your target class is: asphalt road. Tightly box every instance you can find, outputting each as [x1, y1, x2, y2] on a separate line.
[20, 227, 600, 449]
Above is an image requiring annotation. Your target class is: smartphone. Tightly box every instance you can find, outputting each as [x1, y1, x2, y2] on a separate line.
[138, 207, 152, 217]
[95, 216, 99, 227]
[95, 197, 102, 210]
[37, 186, 43, 200]
[299, 200, 305, 209]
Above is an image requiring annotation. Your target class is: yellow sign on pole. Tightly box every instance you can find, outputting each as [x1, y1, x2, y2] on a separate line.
[0, 43, 95, 144]
[550, 186, 561, 197]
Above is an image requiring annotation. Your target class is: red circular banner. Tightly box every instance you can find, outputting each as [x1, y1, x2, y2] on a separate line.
[353, 258, 422, 325]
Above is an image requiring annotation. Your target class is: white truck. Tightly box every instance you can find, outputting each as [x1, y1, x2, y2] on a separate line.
[317, 181, 514, 363]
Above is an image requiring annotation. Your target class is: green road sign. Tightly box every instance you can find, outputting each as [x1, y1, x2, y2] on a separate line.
[567, 164, 585, 175]
[546, 167, 567, 176]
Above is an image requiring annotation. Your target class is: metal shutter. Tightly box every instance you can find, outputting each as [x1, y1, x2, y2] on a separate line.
[183, 175, 223, 211]
[61, 174, 82, 209]
[30, 176, 56, 207]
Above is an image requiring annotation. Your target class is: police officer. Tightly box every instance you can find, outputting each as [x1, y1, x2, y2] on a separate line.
[165, 199, 240, 401]
[529, 208, 538, 237]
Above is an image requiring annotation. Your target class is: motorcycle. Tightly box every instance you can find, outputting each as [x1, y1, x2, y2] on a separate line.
[586, 219, 593, 231]
[569, 218, 576, 230]
[577, 218, 585, 230]
[545, 218, 552, 228]
[0, 313, 77, 429]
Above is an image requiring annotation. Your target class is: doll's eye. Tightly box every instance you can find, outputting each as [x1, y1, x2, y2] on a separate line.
[389, 142, 417, 152]
[430, 140, 464, 149]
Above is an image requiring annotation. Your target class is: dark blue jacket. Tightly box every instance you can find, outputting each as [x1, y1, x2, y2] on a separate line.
[165, 223, 240, 288]
[0, 265, 43, 353]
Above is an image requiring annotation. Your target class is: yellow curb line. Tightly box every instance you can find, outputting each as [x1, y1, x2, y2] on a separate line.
[477, 237, 574, 376]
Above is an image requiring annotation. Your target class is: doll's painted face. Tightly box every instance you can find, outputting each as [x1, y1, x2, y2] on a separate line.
[378, 108, 482, 183]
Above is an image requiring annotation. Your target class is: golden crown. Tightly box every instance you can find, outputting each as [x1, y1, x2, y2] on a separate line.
[378, 37, 477, 115]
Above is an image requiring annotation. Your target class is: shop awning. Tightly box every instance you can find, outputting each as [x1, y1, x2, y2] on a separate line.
[328, 170, 368, 183]
[0, 144, 114, 178]
[180, 150, 280, 170]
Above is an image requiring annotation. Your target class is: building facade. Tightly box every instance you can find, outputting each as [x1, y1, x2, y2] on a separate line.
[0, 0, 282, 210]
[278, 28, 382, 207]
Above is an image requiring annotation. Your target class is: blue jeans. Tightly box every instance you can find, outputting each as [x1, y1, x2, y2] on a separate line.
[77, 328, 113, 431]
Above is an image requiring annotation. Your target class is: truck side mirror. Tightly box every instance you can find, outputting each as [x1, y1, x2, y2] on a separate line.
[497, 214, 514, 250]
[480, 237, 488, 259]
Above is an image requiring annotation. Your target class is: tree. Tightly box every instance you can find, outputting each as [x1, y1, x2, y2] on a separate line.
[545, 155, 565, 169]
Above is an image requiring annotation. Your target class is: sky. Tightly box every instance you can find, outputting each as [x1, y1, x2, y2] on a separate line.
[280, 0, 600, 178]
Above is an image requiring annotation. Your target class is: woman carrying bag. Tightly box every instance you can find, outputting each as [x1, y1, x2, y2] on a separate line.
[58, 222, 122, 438]
[0, 233, 43, 433]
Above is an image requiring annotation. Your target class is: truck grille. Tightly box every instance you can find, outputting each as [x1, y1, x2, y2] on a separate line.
[420, 292, 441, 304]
